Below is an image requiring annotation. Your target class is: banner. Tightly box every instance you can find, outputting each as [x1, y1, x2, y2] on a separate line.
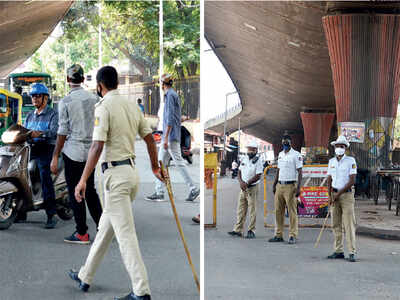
[298, 186, 329, 218]
[339, 122, 365, 143]
[302, 165, 328, 178]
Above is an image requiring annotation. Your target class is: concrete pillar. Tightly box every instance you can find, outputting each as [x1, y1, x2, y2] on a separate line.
[323, 14, 400, 170]
[300, 112, 335, 163]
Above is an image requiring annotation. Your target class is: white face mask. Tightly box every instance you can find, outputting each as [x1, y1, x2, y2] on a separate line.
[335, 147, 345, 156]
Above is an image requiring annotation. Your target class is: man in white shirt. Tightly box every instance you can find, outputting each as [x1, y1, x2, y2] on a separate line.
[269, 134, 303, 244]
[326, 135, 357, 262]
[228, 141, 264, 239]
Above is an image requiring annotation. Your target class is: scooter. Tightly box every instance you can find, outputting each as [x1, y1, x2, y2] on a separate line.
[0, 124, 73, 230]
[152, 125, 193, 165]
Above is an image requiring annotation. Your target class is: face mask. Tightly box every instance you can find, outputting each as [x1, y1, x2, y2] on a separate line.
[97, 85, 103, 98]
[248, 152, 256, 159]
[335, 147, 345, 156]
[282, 143, 290, 151]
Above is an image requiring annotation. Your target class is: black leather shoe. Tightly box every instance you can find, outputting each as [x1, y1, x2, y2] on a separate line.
[268, 236, 284, 242]
[227, 231, 242, 237]
[68, 269, 90, 292]
[288, 237, 296, 244]
[114, 292, 151, 300]
[246, 230, 256, 239]
[346, 254, 356, 262]
[327, 252, 345, 259]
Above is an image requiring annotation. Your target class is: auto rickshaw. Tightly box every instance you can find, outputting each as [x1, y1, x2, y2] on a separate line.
[0, 88, 22, 142]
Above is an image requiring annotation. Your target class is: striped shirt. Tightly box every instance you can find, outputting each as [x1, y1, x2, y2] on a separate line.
[57, 87, 98, 162]
[24, 105, 58, 145]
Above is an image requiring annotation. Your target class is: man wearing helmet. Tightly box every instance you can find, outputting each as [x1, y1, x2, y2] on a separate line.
[228, 140, 263, 239]
[24, 83, 59, 229]
[146, 74, 200, 202]
[51, 64, 102, 244]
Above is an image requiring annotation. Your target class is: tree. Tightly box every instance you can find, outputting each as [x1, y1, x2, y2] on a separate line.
[61, 0, 200, 80]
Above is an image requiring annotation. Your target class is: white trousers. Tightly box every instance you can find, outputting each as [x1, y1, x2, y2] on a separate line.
[155, 141, 195, 195]
[79, 164, 151, 296]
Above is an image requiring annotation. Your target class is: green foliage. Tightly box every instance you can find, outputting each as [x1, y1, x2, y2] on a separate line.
[394, 108, 400, 141]
[62, 0, 200, 79]
[25, 0, 199, 99]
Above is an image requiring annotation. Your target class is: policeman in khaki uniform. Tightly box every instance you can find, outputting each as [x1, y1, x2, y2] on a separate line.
[69, 66, 163, 300]
[327, 135, 357, 262]
[228, 140, 263, 239]
[269, 134, 303, 245]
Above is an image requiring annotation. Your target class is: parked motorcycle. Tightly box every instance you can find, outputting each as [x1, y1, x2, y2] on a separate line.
[0, 125, 73, 230]
[152, 125, 193, 165]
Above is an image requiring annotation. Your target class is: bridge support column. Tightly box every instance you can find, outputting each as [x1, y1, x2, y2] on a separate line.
[323, 14, 400, 170]
[300, 112, 335, 164]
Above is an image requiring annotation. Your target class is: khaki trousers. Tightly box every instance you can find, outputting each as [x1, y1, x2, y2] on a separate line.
[233, 185, 258, 232]
[274, 183, 298, 238]
[79, 164, 151, 296]
[331, 191, 356, 255]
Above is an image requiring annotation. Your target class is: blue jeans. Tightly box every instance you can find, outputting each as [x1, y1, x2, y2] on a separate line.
[31, 144, 56, 218]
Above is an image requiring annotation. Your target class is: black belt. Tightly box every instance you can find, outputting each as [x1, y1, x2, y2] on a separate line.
[279, 181, 296, 185]
[332, 188, 352, 193]
[101, 158, 134, 173]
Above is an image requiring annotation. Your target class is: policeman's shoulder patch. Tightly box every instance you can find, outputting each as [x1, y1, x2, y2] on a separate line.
[299, 156, 302, 161]
[352, 164, 356, 169]
[94, 117, 100, 126]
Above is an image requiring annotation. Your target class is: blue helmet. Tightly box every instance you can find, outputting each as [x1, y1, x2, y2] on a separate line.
[29, 83, 49, 96]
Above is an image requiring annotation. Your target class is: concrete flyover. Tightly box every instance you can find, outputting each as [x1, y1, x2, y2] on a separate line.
[205, 1, 400, 170]
[0, 1, 73, 78]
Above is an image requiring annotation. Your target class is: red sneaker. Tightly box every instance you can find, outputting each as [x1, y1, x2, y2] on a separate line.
[64, 232, 90, 244]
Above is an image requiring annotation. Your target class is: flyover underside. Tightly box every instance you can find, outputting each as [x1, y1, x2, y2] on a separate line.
[205, 1, 334, 145]
[205, 1, 400, 150]
[0, 1, 73, 78]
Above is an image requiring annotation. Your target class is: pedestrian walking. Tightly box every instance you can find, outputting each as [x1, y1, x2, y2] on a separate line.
[146, 74, 200, 202]
[69, 66, 163, 300]
[51, 64, 103, 244]
[269, 134, 303, 244]
[228, 140, 263, 239]
[326, 135, 357, 262]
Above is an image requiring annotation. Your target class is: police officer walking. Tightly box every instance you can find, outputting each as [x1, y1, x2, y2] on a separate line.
[228, 141, 263, 239]
[69, 66, 163, 300]
[22, 83, 58, 229]
[269, 134, 303, 244]
[146, 74, 200, 202]
[51, 64, 103, 244]
[326, 135, 357, 262]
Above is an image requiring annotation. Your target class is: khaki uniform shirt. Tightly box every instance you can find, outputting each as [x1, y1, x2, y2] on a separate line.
[92, 89, 152, 163]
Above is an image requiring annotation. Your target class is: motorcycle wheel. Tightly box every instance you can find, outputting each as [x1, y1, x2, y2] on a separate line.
[0, 195, 17, 230]
[57, 206, 73, 221]
[56, 195, 73, 220]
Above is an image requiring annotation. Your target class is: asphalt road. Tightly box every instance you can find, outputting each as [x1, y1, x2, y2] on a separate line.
[205, 175, 400, 300]
[0, 140, 200, 300]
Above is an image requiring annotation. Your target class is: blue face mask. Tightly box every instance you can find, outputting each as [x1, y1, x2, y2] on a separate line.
[283, 144, 290, 151]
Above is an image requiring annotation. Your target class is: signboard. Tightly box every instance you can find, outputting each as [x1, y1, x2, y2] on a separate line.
[298, 186, 329, 218]
[302, 165, 328, 178]
[339, 122, 365, 143]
